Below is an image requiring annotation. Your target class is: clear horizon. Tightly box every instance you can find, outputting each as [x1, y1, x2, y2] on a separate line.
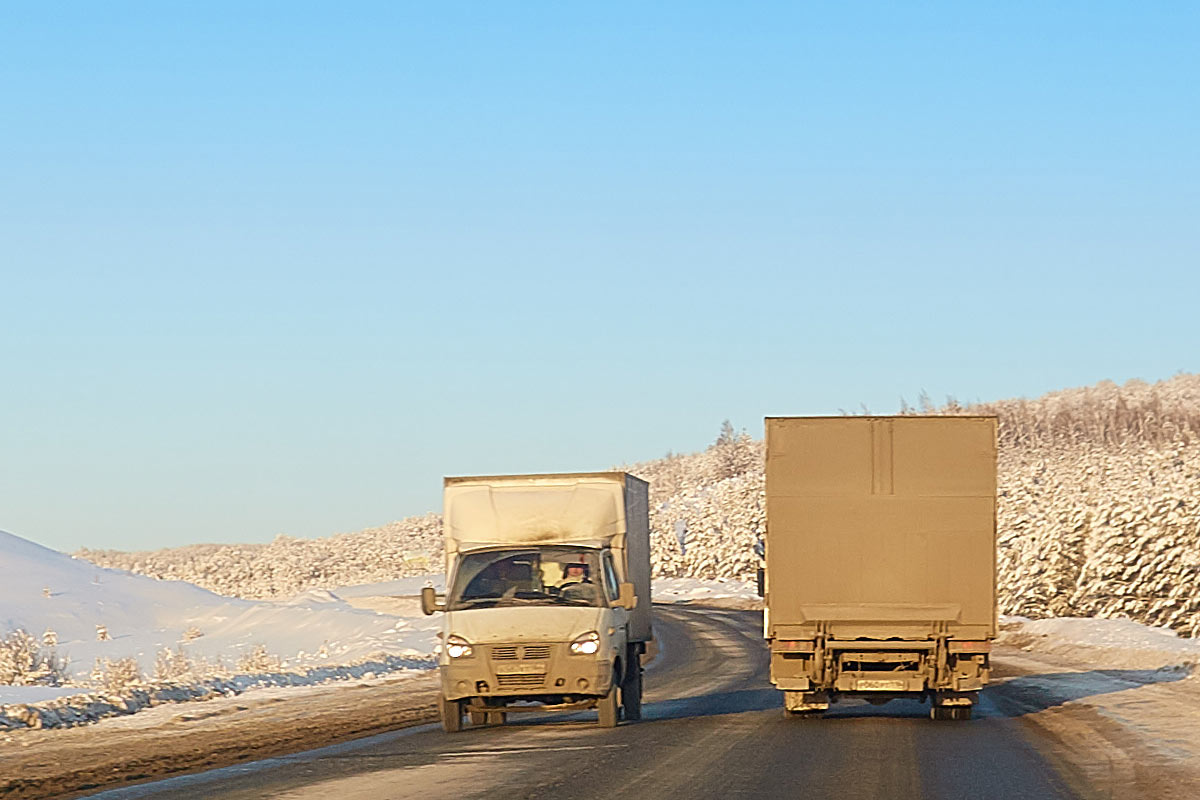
[3, 2, 1197, 552]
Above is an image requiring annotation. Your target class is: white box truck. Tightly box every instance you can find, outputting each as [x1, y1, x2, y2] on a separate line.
[422, 472, 652, 731]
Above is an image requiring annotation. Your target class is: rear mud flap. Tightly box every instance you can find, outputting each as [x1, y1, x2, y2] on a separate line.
[784, 691, 829, 712]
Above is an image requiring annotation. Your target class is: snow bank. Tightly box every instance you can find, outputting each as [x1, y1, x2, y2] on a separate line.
[1001, 615, 1200, 672]
[0, 530, 443, 730]
[0, 654, 433, 731]
[0, 529, 441, 686]
[0, 685, 85, 705]
[1013, 617, 1200, 656]
[652, 577, 759, 605]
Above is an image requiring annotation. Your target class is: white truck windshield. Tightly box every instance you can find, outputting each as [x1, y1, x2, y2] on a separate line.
[448, 547, 607, 610]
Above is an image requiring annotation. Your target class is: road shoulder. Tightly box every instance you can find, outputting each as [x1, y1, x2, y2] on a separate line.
[0, 672, 440, 800]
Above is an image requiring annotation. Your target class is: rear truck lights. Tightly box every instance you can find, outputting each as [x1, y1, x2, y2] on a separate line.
[569, 631, 601, 655]
[446, 635, 474, 659]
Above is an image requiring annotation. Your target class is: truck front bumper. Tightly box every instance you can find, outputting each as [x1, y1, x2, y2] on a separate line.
[440, 642, 613, 701]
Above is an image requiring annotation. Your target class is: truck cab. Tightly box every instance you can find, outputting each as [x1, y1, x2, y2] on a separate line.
[423, 473, 651, 731]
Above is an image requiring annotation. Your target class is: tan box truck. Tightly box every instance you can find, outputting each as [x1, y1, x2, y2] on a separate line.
[764, 416, 997, 720]
[421, 472, 652, 732]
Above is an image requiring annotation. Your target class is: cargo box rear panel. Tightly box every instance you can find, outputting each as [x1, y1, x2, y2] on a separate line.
[765, 417, 997, 642]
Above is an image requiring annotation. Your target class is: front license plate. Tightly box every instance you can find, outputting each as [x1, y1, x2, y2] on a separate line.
[496, 663, 546, 675]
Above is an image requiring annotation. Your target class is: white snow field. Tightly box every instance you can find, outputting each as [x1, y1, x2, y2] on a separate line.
[650, 577, 759, 605]
[0, 529, 439, 726]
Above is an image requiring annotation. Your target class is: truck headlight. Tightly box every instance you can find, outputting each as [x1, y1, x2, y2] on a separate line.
[446, 635, 473, 659]
[569, 631, 600, 655]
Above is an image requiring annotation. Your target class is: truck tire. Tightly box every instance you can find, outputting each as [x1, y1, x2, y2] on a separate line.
[621, 658, 643, 721]
[469, 710, 506, 726]
[597, 677, 620, 728]
[439, 696, 464, 733]
[931, 705, 972, 721]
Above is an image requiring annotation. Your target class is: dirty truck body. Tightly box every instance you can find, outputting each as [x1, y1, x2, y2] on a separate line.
[424, 472, 652, 731]
[764, 416, 997, 720]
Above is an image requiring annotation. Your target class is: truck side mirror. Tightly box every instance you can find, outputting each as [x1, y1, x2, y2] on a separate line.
[421, 586, 444, 615]
[615, 582, 637, 610]
[756, 567, 765, 598]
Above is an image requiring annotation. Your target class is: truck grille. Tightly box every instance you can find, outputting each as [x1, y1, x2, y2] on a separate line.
[497, 673, 546, 689]
[489, 644, 551, 661]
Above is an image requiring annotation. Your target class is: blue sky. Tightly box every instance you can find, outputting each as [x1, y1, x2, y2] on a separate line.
[2, 2, 1197, 551]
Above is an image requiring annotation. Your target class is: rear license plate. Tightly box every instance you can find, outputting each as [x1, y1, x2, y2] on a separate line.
[856, 679, 907, 691]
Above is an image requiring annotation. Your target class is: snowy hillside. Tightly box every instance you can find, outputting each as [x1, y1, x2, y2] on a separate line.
[76, 374, 1200, 637]
[77, 514, 443, 600]
[0, 529, 439, 697]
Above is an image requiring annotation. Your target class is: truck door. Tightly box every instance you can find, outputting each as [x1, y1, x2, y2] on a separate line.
[601, 551, 629, 649]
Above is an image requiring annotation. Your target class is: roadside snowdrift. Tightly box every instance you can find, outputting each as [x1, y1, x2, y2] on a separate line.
[0, 530, 439, 729]
[1, 529, 438, 685]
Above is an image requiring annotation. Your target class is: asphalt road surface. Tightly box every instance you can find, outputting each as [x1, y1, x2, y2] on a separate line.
[88, 606, 1081, 800]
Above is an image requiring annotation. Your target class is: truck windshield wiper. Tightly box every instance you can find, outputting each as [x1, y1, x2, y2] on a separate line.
[455, 597, 500, 608]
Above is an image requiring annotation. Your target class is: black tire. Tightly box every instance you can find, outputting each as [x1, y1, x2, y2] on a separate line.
[597, 678, 620, 728]
[621, 660, 643, 721]
[439, 696, 464, 733]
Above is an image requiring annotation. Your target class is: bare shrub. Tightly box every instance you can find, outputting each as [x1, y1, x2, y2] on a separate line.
[92, 657, 143, 692]
[153, 646, 222, 682]
[237, 644, 281, 673]
[0, 629, 69, 686]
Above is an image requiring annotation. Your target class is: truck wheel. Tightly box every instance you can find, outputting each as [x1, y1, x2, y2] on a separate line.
[439, 696, 464, 733]
[468, 710, 487, 726]
[621, 655, 643, 721]
[597, 678, 620, 728]
[931, 704, 972, 721]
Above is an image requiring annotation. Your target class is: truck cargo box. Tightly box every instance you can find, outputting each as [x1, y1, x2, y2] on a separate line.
[764, 416, 998, 717]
